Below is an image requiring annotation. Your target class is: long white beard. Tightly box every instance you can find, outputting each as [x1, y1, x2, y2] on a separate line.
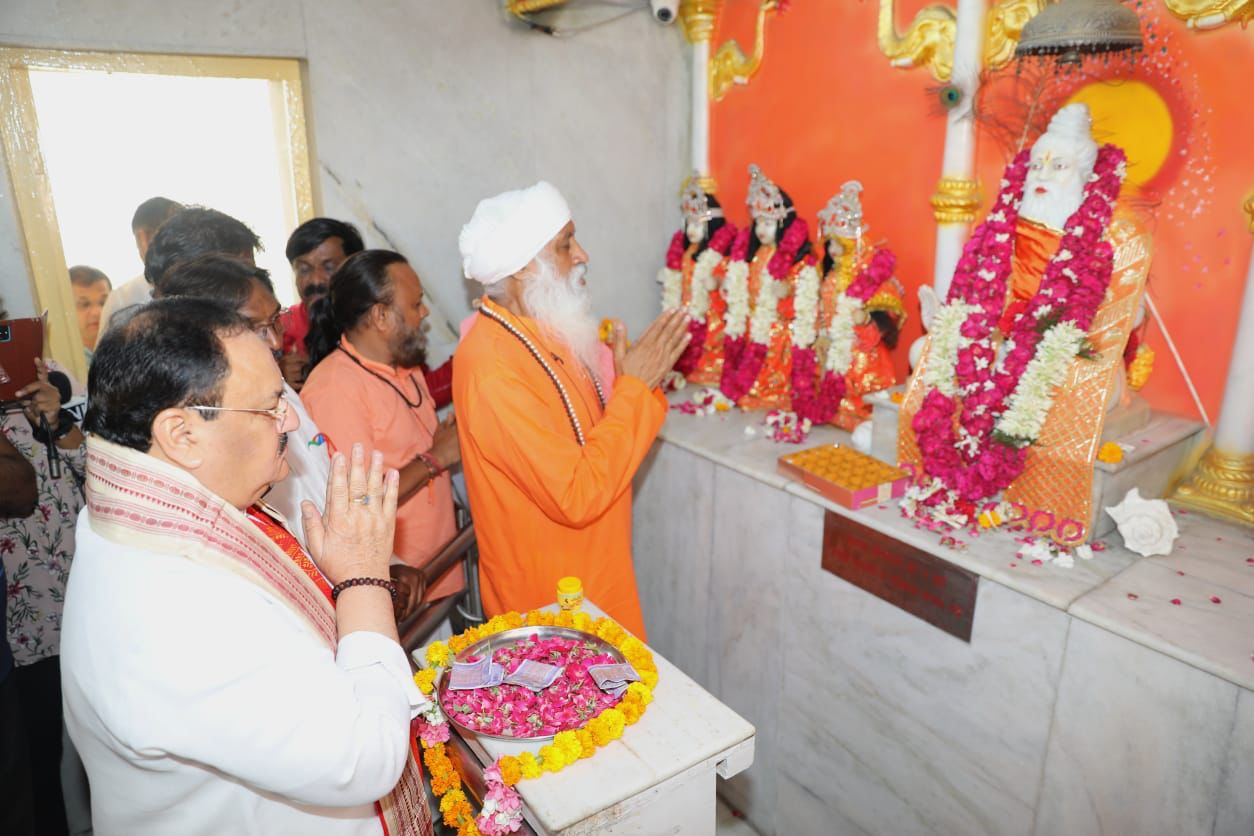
[522, 259, 604, 388]
[1018, 182, 1084, 233]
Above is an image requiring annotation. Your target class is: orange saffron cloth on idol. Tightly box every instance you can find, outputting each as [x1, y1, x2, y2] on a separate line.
[453, 300, 667, 639]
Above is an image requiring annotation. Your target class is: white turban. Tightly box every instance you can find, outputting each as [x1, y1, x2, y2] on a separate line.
[458, 181, 572, 285]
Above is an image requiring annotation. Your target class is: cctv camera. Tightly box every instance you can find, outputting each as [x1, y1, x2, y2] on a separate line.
[650, 0, 679, 24]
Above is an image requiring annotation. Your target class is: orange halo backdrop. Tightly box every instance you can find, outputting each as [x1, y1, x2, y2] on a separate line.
[705, 0, 1253, 423]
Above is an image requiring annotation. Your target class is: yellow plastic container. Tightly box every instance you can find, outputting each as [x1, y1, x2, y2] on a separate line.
[556, 576, 584, 611]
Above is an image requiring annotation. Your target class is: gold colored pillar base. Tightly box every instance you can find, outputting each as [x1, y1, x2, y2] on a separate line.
[930, 177, 982, 224]
[1169, 446, 1254, 526]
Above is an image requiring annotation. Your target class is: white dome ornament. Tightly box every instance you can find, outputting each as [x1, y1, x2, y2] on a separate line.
[1104, 488, 1180, 557]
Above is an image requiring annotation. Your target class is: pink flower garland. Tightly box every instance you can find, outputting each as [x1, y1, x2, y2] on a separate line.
[912, 145, 1126, 517]
[664, 230, 685, 271]
[790, 248, 897, 424]
[720, 218, 810, 401]
[675, 223, 738, 375]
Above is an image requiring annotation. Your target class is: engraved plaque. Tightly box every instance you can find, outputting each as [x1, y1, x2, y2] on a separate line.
[821, 512, 979, 642]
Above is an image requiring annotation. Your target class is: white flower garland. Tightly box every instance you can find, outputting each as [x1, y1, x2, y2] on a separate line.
[994, 322, 1086, 442]
[748, 271, 780, 345]
[790, 263, 821, 348]
[657, 266, 682, 311]
[688, 249, 724, 319]
[921, 301, 980, 397]
[822, 294, 860, 374]
[721, 260, 751, 340]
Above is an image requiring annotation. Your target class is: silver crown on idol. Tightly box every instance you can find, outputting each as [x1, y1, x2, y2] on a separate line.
[819, 180, 866, 241]
[680, 175, 724, 224]
[746, 163, 793, 223]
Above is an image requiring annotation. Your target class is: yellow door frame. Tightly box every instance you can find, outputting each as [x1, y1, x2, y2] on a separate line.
[0, 47, 316, 382]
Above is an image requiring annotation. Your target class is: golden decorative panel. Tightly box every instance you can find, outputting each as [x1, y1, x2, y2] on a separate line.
[1162, 0, 1253, 29]
[709, 0, 780, 101]
[876, 0, 1048, 82]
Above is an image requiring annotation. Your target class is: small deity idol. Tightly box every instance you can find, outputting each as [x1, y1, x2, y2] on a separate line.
[898, 103, 1152, 543]
[661, 178, 738, 383]
[719, 164, 813, 409]
[816, 181, 905, 430]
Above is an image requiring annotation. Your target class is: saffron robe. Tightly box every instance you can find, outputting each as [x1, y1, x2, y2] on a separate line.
[453, 299, 667, 638]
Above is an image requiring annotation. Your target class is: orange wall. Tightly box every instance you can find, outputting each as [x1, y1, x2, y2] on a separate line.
[708, 1, 1253, 422]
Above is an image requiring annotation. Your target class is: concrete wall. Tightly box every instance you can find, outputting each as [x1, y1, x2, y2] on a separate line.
[0, 1, 688, 355]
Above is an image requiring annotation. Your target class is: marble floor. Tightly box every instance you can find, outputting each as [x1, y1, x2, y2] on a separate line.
[717, 797, 760, 836]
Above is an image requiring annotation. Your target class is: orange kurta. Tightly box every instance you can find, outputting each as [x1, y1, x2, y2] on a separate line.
[301, 336, 460, 599]
[453, 299, 667, 639]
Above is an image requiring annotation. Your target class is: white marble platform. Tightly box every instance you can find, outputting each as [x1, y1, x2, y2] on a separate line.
[632, 392, 1254, 836]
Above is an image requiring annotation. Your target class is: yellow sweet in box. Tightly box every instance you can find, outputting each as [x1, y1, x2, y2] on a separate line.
[783, 445, 905, 490]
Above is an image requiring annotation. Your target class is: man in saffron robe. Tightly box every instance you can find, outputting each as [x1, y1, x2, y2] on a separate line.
[454, 182, 691, 639]
[61, 298, 430, 836]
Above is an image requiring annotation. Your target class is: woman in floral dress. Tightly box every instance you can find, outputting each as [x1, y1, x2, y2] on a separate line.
[2, 358, 87, 836]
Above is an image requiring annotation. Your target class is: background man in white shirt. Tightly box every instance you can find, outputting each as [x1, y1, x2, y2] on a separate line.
[95, 196, 182, 341]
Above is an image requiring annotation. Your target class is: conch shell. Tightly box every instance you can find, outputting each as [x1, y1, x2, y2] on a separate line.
[1105, 488, 1179, 557]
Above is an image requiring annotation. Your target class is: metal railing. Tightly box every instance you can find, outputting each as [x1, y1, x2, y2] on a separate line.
[399, 522, 481, 653]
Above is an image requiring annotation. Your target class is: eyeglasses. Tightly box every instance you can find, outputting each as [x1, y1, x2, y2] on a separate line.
[253, 309, 284, 344]
[187, 394, 290, 428]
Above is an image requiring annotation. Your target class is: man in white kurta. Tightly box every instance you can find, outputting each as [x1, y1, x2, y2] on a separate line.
[61, 297, 431, 836]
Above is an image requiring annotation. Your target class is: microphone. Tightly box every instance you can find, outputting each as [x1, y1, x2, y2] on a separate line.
[40, 370, 74, 479]
[47, 370, 73, 403]
[39, 413, 60, 479]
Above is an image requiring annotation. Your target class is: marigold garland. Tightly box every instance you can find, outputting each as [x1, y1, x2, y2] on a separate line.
[415, 611, 658, 834]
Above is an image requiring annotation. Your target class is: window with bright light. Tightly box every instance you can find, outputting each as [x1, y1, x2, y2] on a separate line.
[0, 49, 314, 380]
[29, 69, 303, 306]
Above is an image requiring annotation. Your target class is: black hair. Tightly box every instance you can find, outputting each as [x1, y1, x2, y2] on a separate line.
[85, 297, 250, 451]
[131, 197, 183, 233]
[285, 217, 365, 263]
[691, 195, 728, 257]
[745, 190, 812, 265]
[872, 311, 900, 350]
[144, 207, 262, 289]
[160, 254, 275, 308]
[306, 249, 409, 371]
[68, 265, 112, 290]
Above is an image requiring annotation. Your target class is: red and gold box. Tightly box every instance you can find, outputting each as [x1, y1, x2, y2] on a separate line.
[778, 444, 909, 510]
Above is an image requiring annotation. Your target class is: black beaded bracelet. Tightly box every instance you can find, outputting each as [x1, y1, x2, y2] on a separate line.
[330, 576, 399, 602]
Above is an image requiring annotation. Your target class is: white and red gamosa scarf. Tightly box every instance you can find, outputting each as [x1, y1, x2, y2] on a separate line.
[84, 436, 432, 836]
